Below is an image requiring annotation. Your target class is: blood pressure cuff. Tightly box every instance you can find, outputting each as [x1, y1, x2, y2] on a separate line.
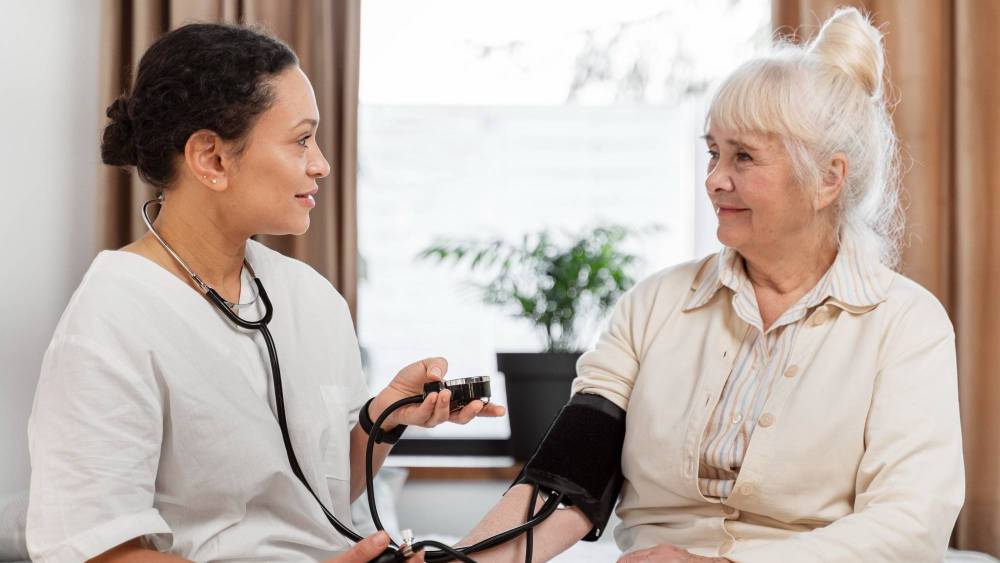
[511, 392, 625, 541]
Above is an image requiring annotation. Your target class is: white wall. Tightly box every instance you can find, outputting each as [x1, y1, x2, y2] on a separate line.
[0, 1, 102, 495]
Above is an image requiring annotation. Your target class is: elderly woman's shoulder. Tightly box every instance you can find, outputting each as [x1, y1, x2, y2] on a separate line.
[880, 267, 954, 334]
[626, 254, 716, 300]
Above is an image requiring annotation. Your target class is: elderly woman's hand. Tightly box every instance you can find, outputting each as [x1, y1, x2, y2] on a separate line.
[617, 544, 731, 563]
[368, 357, 506, 430]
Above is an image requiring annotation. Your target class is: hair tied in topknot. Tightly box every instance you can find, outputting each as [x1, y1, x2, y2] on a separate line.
[806, 7, 885, 99]
[101, 95, 139, 167]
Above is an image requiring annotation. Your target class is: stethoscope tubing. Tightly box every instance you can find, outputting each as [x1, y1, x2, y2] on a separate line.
[139, 199, 559, 562]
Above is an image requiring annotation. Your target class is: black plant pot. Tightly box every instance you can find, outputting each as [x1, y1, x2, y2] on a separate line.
[497, 351, 582, 462]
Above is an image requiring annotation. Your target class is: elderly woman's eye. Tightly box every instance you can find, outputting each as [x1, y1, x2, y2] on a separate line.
[736, 151, 752, 162]
[707, 150, 719, 160]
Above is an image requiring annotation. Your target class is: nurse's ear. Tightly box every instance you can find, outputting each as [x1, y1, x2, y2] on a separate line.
[183, 129, 231, 192]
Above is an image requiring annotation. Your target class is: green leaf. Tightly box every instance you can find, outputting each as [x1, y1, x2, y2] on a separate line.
[415, 223, 656, 352]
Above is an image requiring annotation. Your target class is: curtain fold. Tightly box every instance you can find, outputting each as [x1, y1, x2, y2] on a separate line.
[98, 0, 360, 318]
[953, 0, 1000, 552]
[773, 0, 1000, 555]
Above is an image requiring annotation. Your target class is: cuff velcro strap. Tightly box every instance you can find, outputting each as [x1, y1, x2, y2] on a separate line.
[359, 397, 407, 444]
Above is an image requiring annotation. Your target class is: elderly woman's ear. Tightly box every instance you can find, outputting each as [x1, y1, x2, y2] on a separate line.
[815, 153, 848, 211]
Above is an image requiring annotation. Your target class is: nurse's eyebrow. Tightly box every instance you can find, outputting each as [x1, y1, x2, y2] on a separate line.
[292, 118, 318, 129]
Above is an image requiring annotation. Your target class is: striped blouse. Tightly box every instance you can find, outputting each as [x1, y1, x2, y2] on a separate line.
[687, 240, 886, 498]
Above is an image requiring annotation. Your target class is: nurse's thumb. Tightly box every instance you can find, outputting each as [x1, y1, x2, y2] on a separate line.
[324, 531, 392, 563]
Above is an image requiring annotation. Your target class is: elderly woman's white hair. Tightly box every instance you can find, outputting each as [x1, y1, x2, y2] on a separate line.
[707, 7, 904, 268]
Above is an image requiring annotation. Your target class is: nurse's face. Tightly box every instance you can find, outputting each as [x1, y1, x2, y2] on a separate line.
[223, 66, 331, 236]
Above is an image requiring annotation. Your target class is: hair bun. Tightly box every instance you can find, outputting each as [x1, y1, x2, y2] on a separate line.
[807, 7, 885, 98]
[101, 96, 138, 166]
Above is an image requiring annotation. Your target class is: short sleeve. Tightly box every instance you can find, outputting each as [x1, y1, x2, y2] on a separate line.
[327, 289, 370, 429]
[26, 335, 172, 563]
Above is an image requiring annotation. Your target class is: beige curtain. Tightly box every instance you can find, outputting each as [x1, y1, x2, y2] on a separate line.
[98, 0, 360, 317]
[774, 0, 1000, 555]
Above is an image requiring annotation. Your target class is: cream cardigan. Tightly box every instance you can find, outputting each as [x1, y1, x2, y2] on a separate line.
[573, 250, 965, 563]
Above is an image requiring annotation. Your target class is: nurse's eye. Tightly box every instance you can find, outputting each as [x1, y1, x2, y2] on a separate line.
[297, 135, 312, 147]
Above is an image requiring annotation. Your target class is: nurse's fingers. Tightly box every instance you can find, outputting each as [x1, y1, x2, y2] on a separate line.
[420, 357, 449, 380]
[324, 531, 389, 563]
[478, 403, 506, 417]
[425, 388, 452, 426]
[448, 400, 484, 425]
[410, 392, 439, 422]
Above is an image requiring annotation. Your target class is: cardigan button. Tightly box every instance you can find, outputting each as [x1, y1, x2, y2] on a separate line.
[758, 413, 775, 427]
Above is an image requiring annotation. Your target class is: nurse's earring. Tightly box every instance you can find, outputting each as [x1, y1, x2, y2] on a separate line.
[202, 175, 218, 185]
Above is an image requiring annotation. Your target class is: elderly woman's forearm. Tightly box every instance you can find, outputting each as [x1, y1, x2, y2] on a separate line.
[458, 483, 592, 562]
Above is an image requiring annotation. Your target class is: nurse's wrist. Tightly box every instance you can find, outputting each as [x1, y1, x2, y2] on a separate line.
[360, 395, 408, 445]
[368, 392, 401, 431]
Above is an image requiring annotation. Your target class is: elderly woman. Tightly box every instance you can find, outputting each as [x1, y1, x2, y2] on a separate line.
[462, 8, 964, 563]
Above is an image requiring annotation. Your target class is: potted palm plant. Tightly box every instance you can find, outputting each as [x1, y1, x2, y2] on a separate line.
[418, 224, 648, 460]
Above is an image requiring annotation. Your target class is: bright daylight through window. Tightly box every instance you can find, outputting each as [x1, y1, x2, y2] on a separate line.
[357, 0, 770, 440]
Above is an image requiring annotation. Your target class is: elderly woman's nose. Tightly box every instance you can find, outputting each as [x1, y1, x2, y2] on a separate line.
[706, 162, 733, 192]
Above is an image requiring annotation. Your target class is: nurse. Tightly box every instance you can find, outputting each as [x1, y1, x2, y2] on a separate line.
[25, 23, 503, 563]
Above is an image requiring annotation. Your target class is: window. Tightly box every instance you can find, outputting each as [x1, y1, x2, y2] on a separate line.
[357, 0, 770, 444]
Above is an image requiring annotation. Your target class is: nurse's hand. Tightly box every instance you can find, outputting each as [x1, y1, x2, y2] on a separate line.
[369, 357, 505, 430]
[323, 531, 425, 562]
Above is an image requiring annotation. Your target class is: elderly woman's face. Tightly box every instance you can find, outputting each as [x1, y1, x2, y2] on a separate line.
[704, 127, 817, 254]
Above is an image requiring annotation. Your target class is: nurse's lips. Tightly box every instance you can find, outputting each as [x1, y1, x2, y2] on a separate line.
[295, 188, 318, 208]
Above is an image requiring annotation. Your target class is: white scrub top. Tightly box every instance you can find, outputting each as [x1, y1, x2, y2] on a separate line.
[26, 240, 370, 563]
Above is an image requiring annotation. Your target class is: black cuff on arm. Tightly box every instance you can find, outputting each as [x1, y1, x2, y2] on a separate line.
[511, 392, 626, 541]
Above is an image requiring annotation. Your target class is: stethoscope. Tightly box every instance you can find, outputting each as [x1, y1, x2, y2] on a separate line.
[141, 196, 561, 562]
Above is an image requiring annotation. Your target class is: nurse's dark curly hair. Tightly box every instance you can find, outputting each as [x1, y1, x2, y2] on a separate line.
[101, 23, 299, 189]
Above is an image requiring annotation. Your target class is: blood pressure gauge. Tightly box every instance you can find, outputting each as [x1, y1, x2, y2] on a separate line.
[423, 375, 492, 411]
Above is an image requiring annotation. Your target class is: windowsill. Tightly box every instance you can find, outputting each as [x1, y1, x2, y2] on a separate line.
[386, 455, 522, 481]
[388, 437, 510, 457]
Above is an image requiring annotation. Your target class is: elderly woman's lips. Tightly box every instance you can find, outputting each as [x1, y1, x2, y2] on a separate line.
[717, 207, 748, 215]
